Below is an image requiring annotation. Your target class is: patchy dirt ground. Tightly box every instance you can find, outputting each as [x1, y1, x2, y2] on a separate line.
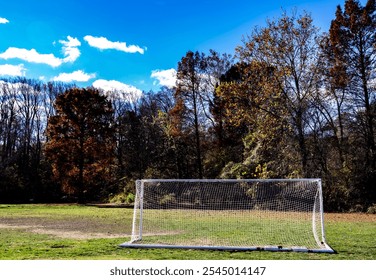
[0, 209, 374, 240]
[325, 213, 376, 223]
[0, 213, 132, 240]
[0, 223, 129, 239]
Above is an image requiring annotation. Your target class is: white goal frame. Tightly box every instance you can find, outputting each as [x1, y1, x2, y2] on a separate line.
[120, 179, 335, 253]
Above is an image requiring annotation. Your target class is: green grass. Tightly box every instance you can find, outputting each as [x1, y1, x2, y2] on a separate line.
[0, 204, 375, 260]
[136, 209, 319, 249]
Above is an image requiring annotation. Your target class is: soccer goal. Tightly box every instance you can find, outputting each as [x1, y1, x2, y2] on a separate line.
[120, 179, 334, 253]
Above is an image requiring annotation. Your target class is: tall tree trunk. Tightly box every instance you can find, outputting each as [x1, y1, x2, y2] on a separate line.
[192, 91, 203, 179]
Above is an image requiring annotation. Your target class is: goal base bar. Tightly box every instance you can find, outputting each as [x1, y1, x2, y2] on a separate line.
[119, 243, 336, 254]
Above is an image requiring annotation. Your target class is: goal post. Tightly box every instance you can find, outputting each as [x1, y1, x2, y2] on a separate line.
[120, 179, 335, 253]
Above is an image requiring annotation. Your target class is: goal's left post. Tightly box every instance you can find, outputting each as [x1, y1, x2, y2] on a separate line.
[130, 180, 143, 243]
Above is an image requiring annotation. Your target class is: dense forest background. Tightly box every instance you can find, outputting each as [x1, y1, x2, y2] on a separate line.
[0, 0, 375, 212]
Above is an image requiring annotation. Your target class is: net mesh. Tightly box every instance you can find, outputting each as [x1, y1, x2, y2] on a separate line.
[128, 179, 331, 251]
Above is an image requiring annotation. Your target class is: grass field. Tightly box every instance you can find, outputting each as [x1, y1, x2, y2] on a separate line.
[0, 204, 375, 260]
[130, 209, 325, 251]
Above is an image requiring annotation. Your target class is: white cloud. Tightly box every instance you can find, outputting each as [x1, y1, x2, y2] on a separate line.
[0, 36, 81, 67]
[59, 36, 81, 63]
[151, 68, 177, 88]
[52, 70, 96, 82]
[0, 64, 26, 76]
[84, 35, 145, 54]
[0, 17, 9, 24]
[92, 79, 143, 102]
[0, 47, 63, 67]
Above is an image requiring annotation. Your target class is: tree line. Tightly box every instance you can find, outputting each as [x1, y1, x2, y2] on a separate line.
[0, 0, 375, 211]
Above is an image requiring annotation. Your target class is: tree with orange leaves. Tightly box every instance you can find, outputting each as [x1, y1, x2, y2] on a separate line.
[45, 87, 115, 203]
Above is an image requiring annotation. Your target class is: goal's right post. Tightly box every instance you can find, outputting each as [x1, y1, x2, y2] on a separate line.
[312, 179, 332, 252]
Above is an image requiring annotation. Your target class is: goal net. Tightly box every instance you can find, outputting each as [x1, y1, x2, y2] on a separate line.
[120, 179, 334, 253]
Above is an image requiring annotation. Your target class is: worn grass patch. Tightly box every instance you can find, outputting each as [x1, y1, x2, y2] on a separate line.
[0, 204, 375, 260]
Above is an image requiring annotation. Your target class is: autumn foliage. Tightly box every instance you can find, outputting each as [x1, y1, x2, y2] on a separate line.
[45, 88, 115, 203]
[0, 0, 374, 211]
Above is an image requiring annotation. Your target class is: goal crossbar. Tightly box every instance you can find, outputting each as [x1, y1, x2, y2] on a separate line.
[120, 179, 335, 253]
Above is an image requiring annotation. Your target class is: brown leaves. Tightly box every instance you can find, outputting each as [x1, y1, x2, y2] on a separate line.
[45, 88, 115, 202]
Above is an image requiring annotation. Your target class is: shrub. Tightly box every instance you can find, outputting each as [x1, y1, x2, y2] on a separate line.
[367, 204, 376, 214]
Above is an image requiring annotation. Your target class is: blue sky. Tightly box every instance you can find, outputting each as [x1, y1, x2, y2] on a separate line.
[0, 0, 367, 94]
